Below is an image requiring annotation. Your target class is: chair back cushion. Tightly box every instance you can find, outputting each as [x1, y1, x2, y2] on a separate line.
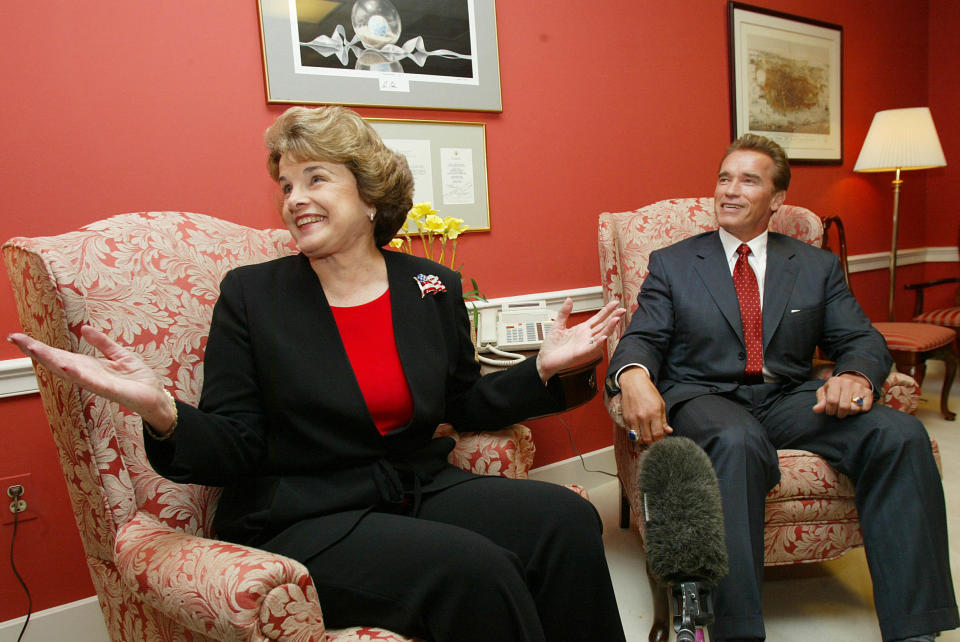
[3, 212, 296, 558]
[598, 197, 823, 356]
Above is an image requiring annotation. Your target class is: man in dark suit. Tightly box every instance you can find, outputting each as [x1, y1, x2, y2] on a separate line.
[606, 134, 958, 641]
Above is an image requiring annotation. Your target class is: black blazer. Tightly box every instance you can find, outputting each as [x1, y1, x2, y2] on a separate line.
[607, 231, 891, 413]
[147, 250, 565, 560]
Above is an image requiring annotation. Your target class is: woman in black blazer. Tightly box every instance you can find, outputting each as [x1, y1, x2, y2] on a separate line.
[10, 106, 627, 641]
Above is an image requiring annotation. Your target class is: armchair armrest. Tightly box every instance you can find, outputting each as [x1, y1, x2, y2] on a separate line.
[435, 423, 536, 479]
[904, 277, 960, 317]
[116, 512, 326, 641]
[603, 391, 625, 430]
[880, 371, 921, 414]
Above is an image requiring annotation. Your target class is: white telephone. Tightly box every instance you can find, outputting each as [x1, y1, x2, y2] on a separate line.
[476, 301, 557, 366]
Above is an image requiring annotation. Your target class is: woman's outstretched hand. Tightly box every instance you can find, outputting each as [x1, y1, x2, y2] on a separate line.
[8, 325, 176, 433]
[536, 298, 625, 381]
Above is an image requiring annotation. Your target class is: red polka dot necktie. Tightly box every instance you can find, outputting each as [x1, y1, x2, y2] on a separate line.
[734, 243, 763, 376]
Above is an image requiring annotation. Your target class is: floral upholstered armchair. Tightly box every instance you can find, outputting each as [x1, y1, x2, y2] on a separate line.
[598, 198, 936, 639]
[3, 211, 541, 642]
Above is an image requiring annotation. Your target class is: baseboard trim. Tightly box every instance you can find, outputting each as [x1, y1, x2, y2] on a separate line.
[847, 246, 958, 272]
[0, 596, 107, 642]
[528, 445, 617, 492]
[0, 358, 36, 399]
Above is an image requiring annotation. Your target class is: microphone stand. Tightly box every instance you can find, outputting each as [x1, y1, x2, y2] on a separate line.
[670, 580, 715, 642]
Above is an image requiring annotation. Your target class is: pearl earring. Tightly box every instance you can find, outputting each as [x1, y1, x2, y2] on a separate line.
[368, 210, 376, 221]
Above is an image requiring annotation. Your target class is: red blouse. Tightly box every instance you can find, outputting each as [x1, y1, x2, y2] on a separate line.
[329, 289, 414, 435]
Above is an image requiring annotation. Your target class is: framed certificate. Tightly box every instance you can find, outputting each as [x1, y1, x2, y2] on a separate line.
[369, 118, 490, 231]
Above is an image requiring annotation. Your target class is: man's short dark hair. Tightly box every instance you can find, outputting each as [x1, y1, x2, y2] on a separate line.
[723, 134, 791, 192]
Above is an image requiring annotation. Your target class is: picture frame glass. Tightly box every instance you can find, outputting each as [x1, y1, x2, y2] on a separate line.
[259, 0, 502, 111]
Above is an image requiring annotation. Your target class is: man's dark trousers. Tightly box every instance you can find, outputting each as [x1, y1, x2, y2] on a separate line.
[670, 381, 956, 641]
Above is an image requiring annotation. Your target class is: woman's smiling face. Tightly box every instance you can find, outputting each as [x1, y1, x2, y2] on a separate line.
[277, 155, 376, 259]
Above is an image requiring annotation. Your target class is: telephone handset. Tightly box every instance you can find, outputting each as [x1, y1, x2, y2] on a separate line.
[476, 301, 557, 366]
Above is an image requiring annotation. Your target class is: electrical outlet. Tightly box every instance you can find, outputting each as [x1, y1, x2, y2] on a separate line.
[2, 473, 36, 525]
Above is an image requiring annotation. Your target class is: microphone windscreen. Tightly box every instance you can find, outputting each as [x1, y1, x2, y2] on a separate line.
[639, 436, 728, 585]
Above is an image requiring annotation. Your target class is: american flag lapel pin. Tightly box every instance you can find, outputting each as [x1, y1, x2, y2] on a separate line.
[414, 273, 446, 297]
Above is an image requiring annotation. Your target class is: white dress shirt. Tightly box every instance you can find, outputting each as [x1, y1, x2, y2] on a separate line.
[717, 227, 767, 306]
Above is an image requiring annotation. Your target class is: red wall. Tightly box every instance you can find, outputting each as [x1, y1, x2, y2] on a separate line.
[1, 0, 957, 621]
[925, 0, 960, 312]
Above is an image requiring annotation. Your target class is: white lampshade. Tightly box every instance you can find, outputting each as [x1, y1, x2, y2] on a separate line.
[854, 107, 946, 172]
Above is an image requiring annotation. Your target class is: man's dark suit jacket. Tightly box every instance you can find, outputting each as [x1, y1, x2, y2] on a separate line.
[606, 230, 891, 412]
[146, 250, 565, 562]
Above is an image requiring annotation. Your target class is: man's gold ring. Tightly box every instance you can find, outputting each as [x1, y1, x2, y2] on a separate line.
[852, 396, 864, 407]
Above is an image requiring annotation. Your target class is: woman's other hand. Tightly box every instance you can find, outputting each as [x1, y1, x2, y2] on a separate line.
[8, 325, 176, 434]
[536, 298, 625, 381]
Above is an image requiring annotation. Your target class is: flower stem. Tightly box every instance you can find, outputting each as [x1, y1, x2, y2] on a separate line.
[418, 229, 430, 259]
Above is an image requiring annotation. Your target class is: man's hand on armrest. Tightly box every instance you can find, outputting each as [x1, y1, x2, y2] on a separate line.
[618, 366, 673, 445]
[813, 372, 874, 418]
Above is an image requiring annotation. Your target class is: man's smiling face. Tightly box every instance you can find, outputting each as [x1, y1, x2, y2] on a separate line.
[714, 150, 786, 242]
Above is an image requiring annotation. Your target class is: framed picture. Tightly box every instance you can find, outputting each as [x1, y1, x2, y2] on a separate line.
[727, 2, 843, 163]
[258, 0, 502, 112]
[369, 119, 490, 231]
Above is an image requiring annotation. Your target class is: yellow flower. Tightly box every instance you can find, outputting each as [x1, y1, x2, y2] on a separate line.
[408, 202, 437, 220]
[422, 214, 446, 233]
[443, 217, 469, 240]
[394, 202, 483, 306]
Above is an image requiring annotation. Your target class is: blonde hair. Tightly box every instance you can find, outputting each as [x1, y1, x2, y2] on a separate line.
[265, 106, 413, 246]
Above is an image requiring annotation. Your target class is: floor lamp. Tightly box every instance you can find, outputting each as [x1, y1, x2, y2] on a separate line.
[853, 107, 946, 321]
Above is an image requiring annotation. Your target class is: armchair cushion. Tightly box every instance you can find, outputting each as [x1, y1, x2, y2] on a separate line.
[914, 307, 960, 327]
[435, 424, 535, 479]
[873, 322, 957, 352]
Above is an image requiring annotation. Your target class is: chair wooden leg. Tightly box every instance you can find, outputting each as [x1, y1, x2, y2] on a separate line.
[890, 350, 924, 385]
[915, 361, 928, 386]
[620, 482, 631, 529]
[933, 345, 957, 421]
[646, 561, 670, 642]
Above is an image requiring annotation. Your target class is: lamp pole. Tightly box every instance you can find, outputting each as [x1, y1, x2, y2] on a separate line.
[887, 168, 902, 322]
